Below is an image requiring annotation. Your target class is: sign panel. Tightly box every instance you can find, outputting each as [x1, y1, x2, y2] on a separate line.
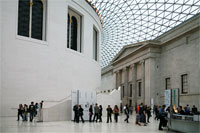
[172, 88, 179, 107]
[164, 89, 171, 107]
[71, 90, 96, 121]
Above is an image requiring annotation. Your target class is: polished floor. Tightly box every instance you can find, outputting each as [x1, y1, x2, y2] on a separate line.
[0, 113, 174, 133]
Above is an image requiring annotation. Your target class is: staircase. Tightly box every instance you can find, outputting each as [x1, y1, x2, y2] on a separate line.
[43, 95, 72, 122]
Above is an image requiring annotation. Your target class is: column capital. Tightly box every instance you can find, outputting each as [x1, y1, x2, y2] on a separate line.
[130, 64, 135, 69]
[139, 60, 145, 64]
[122, 68, 126, 72]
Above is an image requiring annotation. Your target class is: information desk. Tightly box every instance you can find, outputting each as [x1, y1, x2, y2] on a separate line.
[168, 114, 200, 133]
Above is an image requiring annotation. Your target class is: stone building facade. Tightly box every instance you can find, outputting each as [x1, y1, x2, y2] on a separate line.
[101, 14, 200, 109]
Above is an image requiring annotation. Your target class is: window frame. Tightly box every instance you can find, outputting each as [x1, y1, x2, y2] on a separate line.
[17, 0, 47, 41]
[181, 74, 188, 94]
[67, 8, 82, 53]
[129, 83, 132, 97]
[165, 77, 171, 90]
[138, 82, 142, 97]
[93, 26, 99, 61]
[122, 85, 125, 98]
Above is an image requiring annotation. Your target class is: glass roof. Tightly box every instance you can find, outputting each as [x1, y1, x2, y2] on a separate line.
[89, 0, 200, 68]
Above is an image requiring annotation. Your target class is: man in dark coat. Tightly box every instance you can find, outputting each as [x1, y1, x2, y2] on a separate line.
[78, 105, 85, 123]
[73, 104, 79, 123]
[106, 105, 113, 123]
[29, 102, 36, 122]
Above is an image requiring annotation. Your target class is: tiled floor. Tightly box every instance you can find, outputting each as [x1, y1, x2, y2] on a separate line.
[0, 114, 174, 133]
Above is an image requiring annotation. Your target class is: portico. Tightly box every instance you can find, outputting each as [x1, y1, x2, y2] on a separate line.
[112, 41, 161, 107]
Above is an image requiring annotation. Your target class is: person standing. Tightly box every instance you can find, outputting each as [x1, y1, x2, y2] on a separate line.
[34, 103, 39, 117]
[146, 106, 151, 123]
[29, 102, 36, 122]
[23, 104, 28, 121]
[98, 105, 103, 122]
[89, 105, 93, 122]
[158, 105, 167, 130]
[124, 104, 129, 123]
[73, 104, 78, 122]
[38, 101, 44, 122]
[113, 105, 119, 122]
[106, 105, 113, 123]
[78, 105, 85, 123]
[17, 104, 24, 121]
[93, 103, 99, 122]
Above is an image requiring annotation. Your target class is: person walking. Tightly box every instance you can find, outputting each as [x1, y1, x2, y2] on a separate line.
[78, 105, 85, 123]
[139, 103, 147, 126]
[124, 104, 129, 123]
[29, 102, 36, 122]
[113, 105, 119, 122]
[106, 105, 113, 123]
[23, 104, 28, 121]
[93, 103, 99, 122]
[98, 105, 103, 122]
[17, 104, 24, 121]
[89, 105, 93, 122]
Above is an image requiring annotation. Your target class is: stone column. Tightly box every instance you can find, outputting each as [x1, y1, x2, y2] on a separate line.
[124, 67, 128, 97]
[130, 64, 137, 107]
[115, 71, 119, 89]
[141, 60, 145, 104]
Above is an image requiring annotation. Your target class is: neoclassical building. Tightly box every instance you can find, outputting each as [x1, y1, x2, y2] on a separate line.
[101, 14, 200, 109]
[0, 0, 101, 117]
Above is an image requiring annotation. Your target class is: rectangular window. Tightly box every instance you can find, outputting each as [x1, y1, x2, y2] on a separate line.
[93, 27, 98, 61]
[165, 78, 171, 90]
[18, 0, 47, 41]
[67, 9, 82, 52]
[181, 74, 188, 94]
[138, 82, 141, 97]
[122, 85, 125, 98]
[129, 84, 132, 97]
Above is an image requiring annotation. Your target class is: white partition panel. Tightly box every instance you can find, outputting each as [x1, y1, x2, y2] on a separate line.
[72, 90, 96, 121]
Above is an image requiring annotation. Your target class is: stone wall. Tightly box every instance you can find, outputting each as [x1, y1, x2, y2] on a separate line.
[159, 28, 200, 108]
[1, 0, 101, 116]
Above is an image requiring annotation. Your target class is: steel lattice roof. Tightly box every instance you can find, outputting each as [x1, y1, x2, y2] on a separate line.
[88, 0, 200, 68]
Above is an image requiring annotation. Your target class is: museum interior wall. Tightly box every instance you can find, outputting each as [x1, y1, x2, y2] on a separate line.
[0, 0, 101, 117]
[158, 20, 200, 107]
[100, 14, 200, 109]
[0, 1, 2, 116]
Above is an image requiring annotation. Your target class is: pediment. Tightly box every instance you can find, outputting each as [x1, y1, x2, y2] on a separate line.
[112, 44, 142, 63]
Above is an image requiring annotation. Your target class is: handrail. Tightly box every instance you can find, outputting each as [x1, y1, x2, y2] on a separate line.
[43, 95, 72, 103]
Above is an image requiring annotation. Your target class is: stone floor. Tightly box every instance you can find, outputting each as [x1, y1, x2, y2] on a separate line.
[0, 114, 174, 133]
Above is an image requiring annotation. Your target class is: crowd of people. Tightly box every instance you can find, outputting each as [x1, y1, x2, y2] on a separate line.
[135, 103, 152, 126]
[18, 100, 198, 131]
[73, 103, 121, 123]
[73, 102, 199, 131]
[17, 101, 43, 122]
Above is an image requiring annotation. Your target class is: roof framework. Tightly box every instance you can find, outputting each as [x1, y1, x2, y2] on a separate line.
[89, 0, 200, 67]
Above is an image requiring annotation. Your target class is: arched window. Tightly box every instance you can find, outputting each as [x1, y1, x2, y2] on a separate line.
[67, 9, 82, 52]
[31, 0, 43, 40]
[71, 16, 77, 51]
[18, 0, 46, 41]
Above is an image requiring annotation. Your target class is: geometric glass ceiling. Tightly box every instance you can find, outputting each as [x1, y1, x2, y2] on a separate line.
[89, 0, 200, 68]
